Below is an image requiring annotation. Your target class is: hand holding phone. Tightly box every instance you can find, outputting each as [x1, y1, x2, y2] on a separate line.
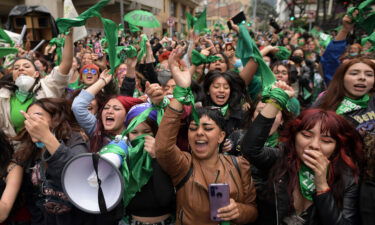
[209, 183, 230, 222]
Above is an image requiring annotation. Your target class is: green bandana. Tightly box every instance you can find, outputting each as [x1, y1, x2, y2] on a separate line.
[264, 132, 279, 147]
[129, 24, 141, 33]
[100, 135, 153, 207]
[100, 17, 118, 74]
[336, 95, 370, 115]
[173, 85, 199, 125]
[15, 90, 33, 103]
[137, 35, 148, 62]
[298, 163, 316, 201]
[275, 46, 291, 60]
[261, 86, 290, 109]
[220, 104, 229, 117]
[235, 24, 275, 89]
[0, 47, 18, 58]
[362, 32, 375, 53]
[191, 49, 221, 66]
[0, 28, 15, 46]
[56, 0, 110, 34]
[124, 45, 137, 58]
[56, 0, 119, 74]
[185, 8, 207, 32]
[49, 37, 65, 65]
[214, 23, 225, 31]
[121, 98, 170, 138]
[347, 0, 375, 34]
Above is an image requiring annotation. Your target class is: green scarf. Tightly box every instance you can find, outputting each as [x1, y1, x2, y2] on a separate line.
[347, 0, 375, 34]
[56, 0, 119, 74]
[124, 45, 137, 58]
[275, 46, 291, 60]
[261, 86, 290, 109]
[235, 24, 275, 90]
[10, 93, 34, 133]
[137, 35, 148, 62]
[0, 48, 18, 59]
[336, 95, 370, 115]
[121, 98, 170, 137]
[362, 32, 375, 53]
[191, 50, 221, 66]
[298, 163, 315, 201]
[185, 8, 207, 32]
[56, 0, 110, 34]
[264, 132, 279, 147]
[100, 135, 153, 207]
[173, 85, 199, 125]
[0, 28, 15, 46]
[49, 37, 65, 65]
[220, 104, 229, 117]
[129, 24, 141, 33]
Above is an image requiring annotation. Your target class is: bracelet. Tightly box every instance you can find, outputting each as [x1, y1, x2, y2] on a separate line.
[99, 77, 107, 85]
[316, 187, 331, 195]
[265, 99, 282, 111]
[167, 104, 184, 113]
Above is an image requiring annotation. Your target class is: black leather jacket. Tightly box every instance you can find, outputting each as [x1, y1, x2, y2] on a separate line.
[241, 114, 360, 225]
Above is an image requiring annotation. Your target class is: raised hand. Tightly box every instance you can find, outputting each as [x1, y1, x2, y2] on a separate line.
[273, 80, 295, 98]
[302, 150, 330, 191]
[144, 135, 156, 158]
[145, 81, 164, 105]
[168, 47, 191, 88]
[217, 198, 240, 221]
[99, 69, 112, 85]
[21, 110, 51, 143]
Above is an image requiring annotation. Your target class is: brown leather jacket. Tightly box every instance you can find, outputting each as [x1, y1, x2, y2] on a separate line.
[155, 107, 258, 225]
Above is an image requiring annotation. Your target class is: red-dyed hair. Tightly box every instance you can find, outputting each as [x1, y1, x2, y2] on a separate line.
[89, 95, 143, 153]
[269, 108, 363, 209]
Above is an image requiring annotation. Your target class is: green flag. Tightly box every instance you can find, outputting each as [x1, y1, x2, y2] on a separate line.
[100, 17, 118, 74]
[186, 8, 207, 32]
[194, 8, 207, 33]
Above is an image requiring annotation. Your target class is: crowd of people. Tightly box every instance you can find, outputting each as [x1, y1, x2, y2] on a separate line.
[0, 4, 374, 225]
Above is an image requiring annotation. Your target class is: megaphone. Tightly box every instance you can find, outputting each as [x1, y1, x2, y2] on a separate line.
[61, 153, 124, 214]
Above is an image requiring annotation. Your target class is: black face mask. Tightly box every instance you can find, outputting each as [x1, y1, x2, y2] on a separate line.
[290, 55, 304, 64]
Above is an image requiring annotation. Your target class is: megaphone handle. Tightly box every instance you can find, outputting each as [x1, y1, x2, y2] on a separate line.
[92, 154, 108, 214]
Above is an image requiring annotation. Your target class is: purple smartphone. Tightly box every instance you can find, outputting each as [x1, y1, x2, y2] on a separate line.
[209, 183, 230, 222]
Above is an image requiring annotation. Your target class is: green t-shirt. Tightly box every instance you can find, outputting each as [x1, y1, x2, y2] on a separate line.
[10, 94, 34, 133]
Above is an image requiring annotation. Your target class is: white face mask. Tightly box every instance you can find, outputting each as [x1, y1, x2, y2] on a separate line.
[15, 74, 36, 93]
[265, 61, 270, 67]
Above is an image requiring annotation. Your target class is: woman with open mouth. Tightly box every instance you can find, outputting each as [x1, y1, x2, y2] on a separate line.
[154, 48, 258, 225]
[314, 57, 375, 225]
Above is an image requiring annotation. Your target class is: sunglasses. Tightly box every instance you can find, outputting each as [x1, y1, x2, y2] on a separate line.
[82, 68, 98, 75]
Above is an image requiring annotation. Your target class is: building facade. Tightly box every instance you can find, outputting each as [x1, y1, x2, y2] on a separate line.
[0, 0, 199, 37]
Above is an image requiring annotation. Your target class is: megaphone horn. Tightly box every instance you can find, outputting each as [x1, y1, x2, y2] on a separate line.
[61, 153, 124, 214]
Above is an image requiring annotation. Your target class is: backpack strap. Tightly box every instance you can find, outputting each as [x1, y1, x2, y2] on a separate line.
[230, 155, 241, 177]
[175, 165, 193, 191]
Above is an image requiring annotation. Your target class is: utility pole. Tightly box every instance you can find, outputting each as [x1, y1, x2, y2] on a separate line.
[252, 0, 257, 31]
[120, 0, 124, 29]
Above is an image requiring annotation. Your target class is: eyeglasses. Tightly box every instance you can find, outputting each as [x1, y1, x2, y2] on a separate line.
[82, 68, 97, 75]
